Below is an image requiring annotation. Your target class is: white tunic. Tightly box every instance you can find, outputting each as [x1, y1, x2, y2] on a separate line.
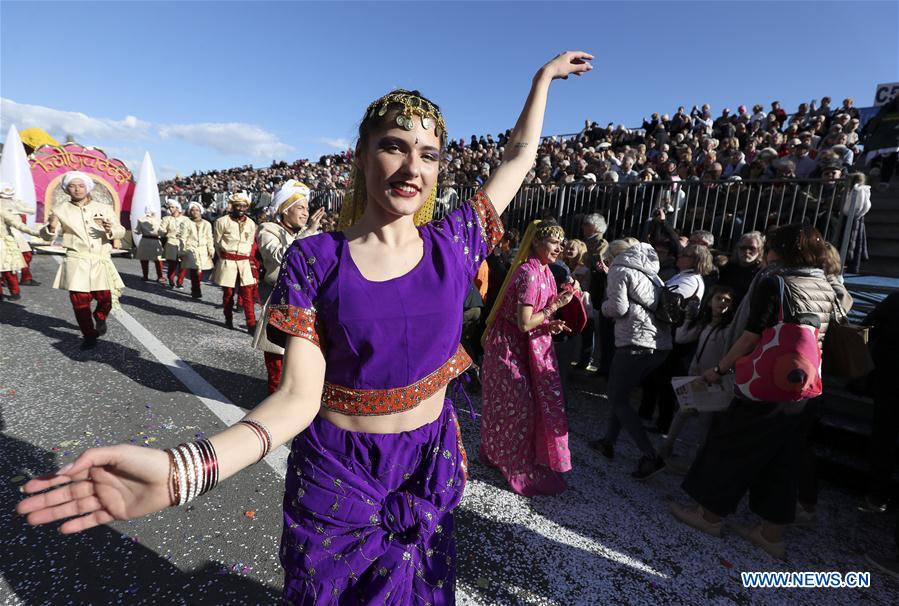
[40, 200, 126, 293]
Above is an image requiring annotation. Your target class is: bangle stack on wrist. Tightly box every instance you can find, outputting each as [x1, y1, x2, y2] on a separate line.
[238, 418, 273, 462]
[165, 439, 219, 506]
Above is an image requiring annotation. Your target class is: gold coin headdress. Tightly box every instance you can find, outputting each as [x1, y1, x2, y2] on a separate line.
[338, 91, 447, 230]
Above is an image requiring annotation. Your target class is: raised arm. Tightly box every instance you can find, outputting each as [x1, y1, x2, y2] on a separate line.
[483, 51, 593, 216]
[17, 335, 324, 534]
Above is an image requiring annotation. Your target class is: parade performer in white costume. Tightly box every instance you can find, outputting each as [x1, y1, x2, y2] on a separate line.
[0, 183, 44, 300]
[159, 200, 190, 289]
[135, 210, 165, 282]
[213, 193, 257, 331]
[39, 172, 126, 349]
[253, 180, 323, 393]
[181, 201, 215, 299]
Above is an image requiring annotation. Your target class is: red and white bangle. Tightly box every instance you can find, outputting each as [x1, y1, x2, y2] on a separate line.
[165, 439, 219, 506]
[237, 419, 273, 462]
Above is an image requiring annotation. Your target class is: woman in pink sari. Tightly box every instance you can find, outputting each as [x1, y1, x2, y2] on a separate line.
[480, 220, 574, 496]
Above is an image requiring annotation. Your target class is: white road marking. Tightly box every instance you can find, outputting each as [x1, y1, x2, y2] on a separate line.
[51, 256, 288, 476]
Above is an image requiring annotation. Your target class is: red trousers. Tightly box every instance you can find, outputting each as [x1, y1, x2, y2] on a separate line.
[140, 260, 164, 280]
[223, 278, 256, 327]
[69, 290, 112, 338]
[1, 271, 19, 296]
[263, 351, 283, 394]
[166, 260, 185, 286]
[190, 269, 204, 297]
[21, 251, 33, 282]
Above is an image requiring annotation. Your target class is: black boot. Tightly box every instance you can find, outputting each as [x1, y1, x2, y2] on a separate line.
[96, 319, 107, 336]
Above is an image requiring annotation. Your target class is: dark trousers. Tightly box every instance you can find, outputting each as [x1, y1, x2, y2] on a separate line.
[189, 270, 204, 297]
[868, 372, 899, 501]
[797, 396, 824, 508]
[683, 399, 807, 525]
[140, 260, 164, 280]
[69, 290, 112, 338]
[595, 314, 617, 374]
[603, 348, 669, 457]
[639, 341, 694, 432]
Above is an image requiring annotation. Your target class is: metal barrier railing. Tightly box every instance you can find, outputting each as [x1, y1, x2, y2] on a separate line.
[169, 177, 851, 255]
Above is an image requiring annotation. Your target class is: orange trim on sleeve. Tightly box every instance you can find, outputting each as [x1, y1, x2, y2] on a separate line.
[267, 305, 322, 349]
[470, 190, 504, 250]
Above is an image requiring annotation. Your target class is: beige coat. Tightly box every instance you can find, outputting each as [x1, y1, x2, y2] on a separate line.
[257, 221, 299, 286]
[181, 218, 215, 271]
[212, 215, 256, 286]
[252, 221, 304, 355]
[40, 200, 126, 293]
[1, 203, 42, 272]
[135, 215, 164, 261]
[159, 214, 190, 261]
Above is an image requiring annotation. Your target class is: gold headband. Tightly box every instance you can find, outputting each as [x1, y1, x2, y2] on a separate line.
[364, 91, 447, 148]
[535, 224, 565, 241]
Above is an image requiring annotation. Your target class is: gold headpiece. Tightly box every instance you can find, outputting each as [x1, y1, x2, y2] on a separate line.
[535, 223, 565, 242]
[338, 91, 447, 230]
[364, 91, 447, 148]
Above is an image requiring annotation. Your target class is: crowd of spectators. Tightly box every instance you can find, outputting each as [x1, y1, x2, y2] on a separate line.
[158, 96, 870, 202]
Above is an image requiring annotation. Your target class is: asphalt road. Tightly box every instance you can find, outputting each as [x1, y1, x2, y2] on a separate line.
[1, 253, 897, 605]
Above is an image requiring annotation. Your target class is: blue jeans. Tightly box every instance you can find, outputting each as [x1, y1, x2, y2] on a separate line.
[603, 347, 669, 457]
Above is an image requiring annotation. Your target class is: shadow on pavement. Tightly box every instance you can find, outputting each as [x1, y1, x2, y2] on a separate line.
[3, 307, 267, 409]
[119, 272, 222, 309]
[0, 411, 281, 605]
[119, 295, 227, 329]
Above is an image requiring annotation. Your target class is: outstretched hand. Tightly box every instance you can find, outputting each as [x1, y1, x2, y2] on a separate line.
[16, 445, 171, 534]
[539, 51, 594, 81]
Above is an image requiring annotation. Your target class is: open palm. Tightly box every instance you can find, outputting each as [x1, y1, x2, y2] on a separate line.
[16, 445, 172, 534]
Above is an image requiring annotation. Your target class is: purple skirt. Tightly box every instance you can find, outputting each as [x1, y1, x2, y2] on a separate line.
[280, 399, 466, 605]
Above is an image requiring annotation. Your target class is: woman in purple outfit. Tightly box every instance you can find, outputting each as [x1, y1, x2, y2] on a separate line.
[17, 52, 592, 604]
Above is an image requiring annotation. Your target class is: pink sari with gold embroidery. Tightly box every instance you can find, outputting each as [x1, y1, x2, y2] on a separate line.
[480, 257, 572, 496]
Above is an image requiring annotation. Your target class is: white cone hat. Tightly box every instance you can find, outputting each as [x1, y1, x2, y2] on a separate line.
[0, 124, 38, 225]
[131, 151, 162, 244]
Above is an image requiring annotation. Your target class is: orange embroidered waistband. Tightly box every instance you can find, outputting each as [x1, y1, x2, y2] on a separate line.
[322, 345, 472, 416]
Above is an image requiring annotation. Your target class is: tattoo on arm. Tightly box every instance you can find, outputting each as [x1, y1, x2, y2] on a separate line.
[514, 142, 529, 149]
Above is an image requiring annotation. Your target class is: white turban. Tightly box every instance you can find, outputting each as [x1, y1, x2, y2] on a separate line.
[271, 180, 310, 215]
[62, 171, 95, 193]
[187, 201, 203, 214]
[167, 200, 183, 212]
[228, 192, 251, 206]
[0, 182, 14, 198]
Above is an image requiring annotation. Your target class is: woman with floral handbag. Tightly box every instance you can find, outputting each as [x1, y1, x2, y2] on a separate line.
[669, 224, 838, 561]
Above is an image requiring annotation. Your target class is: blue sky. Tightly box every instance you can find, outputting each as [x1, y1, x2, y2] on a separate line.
[2, 1, 897, 180]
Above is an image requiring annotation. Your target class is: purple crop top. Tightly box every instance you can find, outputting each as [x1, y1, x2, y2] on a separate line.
[268, 191, 503, 415]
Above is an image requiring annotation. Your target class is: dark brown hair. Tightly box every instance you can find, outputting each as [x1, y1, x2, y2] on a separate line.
[768, 223, 828, 269]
